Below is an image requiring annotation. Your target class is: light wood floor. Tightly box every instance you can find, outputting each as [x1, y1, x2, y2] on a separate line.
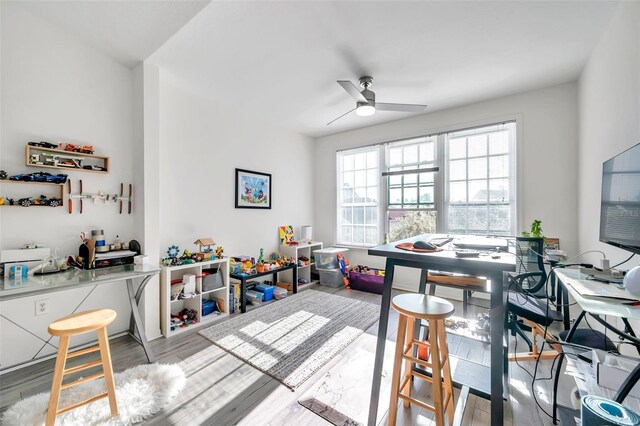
[0, 283, 570, 425]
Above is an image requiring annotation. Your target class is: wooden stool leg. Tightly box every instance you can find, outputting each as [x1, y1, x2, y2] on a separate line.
[388, 314, 408, 426]
[46, 335, 70, 426]
[438, 321, 455, 426]
[97, 327, 118, 417]
[402, 316, 415, 408]
[430, 320, 444, 426]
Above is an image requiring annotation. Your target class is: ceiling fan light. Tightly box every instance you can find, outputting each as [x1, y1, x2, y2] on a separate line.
[356, 104, 375, 117]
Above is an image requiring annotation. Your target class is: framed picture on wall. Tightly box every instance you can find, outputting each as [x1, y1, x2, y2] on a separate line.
[235, 168, 272, 209]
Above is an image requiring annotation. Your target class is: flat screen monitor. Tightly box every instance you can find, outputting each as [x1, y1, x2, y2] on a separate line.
[600, 143, 640, 254]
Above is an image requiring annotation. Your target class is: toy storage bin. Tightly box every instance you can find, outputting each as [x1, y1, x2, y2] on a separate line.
[202, 267, 224, 292]
[246, 289, 263, 305]
[202, 299, 218, 316]
[314, 247, 349, 269]
[273, 286, 287, 300]
[318, 269, 346, 288]
[255, 283, 275, 301]
[349, 269, 385, 294]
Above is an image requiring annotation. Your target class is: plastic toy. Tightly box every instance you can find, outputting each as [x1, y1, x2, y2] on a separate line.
[215, 246, 224, 259]
[257, 248, 265, 264]
[67, 180, 132, 214]
[10, 172, 68, 184]
[0, 197, 4, 206]
[0, 170, 6, 180]
[194, 238, 216, 260]
[337, 253, 350, 287]
[63, 143, 94, 154]
[167, 245, 180, 258]
[28, 141, 58, 149]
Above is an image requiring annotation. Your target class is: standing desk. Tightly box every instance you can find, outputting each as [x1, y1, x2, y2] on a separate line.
[0, 264, 160, 368]
[552, 268, 640, 423]
[367, 235, 515, 426]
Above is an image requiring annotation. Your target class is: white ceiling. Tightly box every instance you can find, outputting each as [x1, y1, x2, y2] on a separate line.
[150, 1, 618, 137]
[17, 1, 619, 137]
[14, 0, 210, 69]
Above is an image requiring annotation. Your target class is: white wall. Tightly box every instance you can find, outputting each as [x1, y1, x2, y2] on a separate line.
[158, 76, 314, 260]
[578, 1, 640, 269]
[314, 82, 579, 291]
[0, 3, 136, 253]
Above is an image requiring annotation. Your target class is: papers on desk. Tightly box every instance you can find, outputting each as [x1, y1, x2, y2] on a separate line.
[565, 279, 640, 302]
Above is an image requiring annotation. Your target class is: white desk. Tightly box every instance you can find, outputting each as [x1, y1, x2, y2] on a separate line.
[0, 264, 159, 371]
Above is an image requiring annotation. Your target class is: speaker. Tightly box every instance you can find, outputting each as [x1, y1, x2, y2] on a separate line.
[624, 266, 640, 296]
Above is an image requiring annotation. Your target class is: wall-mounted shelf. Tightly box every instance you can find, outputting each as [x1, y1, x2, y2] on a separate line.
[26, 145, 109, 174]
[0, 179, 65, 207]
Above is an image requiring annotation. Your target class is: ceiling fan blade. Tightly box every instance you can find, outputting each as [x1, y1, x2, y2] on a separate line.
[337, 80, 367, 102]
[326, 108, 356, 126]
[376, 102, 427, 113]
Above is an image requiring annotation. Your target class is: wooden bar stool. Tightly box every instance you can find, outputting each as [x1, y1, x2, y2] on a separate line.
[388, 294, 455, 426]
[46, 309, 119, 426]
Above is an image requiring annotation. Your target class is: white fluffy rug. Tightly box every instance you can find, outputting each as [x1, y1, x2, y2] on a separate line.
[2, 363, 185, 426]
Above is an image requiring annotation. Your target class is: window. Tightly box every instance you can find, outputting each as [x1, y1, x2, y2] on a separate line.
[335, 121, 517, 246]
[336, 146, 381, 246]
[445, 123, 516, 236]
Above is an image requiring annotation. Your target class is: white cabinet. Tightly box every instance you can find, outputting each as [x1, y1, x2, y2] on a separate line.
[160, 258, 229, 338]
[279, 242, 323, 286]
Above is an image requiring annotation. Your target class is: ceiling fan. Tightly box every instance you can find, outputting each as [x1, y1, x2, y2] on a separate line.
[327, 76, 427, 125]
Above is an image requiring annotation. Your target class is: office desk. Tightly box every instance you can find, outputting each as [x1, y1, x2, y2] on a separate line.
[552, 268, 640, 423]
[367, 235, 515, 426]
[1, 264, 160, 368]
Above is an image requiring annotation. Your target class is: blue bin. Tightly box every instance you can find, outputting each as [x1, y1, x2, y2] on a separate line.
[202, 299, 218, 316]
[255, 284, 275, 301]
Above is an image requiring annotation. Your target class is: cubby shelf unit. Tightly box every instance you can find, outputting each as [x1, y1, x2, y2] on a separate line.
[160, 258, 229, 338]
[279, 241, 323, 286]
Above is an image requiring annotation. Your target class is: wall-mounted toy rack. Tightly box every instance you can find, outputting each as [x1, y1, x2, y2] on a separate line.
[0, 180, 65, 207]
[26, 145, 110, 174]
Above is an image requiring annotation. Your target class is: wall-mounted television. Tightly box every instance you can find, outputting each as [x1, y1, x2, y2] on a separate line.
[600, 143, 640, 254]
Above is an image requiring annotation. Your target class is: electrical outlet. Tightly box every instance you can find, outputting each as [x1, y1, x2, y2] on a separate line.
[35, 299, 49, 316]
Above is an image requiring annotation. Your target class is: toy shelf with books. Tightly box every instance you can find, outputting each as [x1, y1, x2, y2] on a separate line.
[160, 258, 229, 338]
[279, 241, 323, 287]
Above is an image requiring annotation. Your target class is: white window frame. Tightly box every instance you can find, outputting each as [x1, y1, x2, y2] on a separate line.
[334, 117, 521, 247]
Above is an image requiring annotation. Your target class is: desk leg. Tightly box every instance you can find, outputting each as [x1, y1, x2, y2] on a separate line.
[126, 278, 154, 363]
[241, 278, 247, 314]
[413, 270, 429, 365]
[367, 258, 395, 426]
[562, 281, 570, 330]
[552, 310, 585, 423]
[489, 273, 506, 426]
[293, 266, 298, 294]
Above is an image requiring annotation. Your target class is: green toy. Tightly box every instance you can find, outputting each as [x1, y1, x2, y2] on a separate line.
[257, 248, 265, 264]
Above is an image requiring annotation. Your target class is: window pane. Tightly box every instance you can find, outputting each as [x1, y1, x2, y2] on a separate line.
[389, 147, 402, 165]
[353, 226, 365, 244]
[489, 155, 509, 178]
[419, 172, 434, 184]
[365, 227, 378, 245]
[449, 138, 466, 159]
[354, 206, 364, 225]
[343, 171, 354, 188]
[388, 211, 437, 242]
[366, 187, 378, 203]
[489, 179, 509, 202]
[404, 172, 417, 185]
[468, 180, 488, 202]
[467, 206, 488, 232]
[419, 186, 434, 205]
[403, 145, 418, 164]
[448, 206, 466, 231]
[403, 187, 417, 204]
[468, 135, 487, 156]
[420, 142, 435, 163]
[449, 159, 466, 180]
[341, 208, 352, 225]
[389, 188, 402, 205]
[489, 131, 509, 154]
[367, 169, 378, 185]
[367, 151, 377, 168]
[341, 226, 352, 242]
[354, 170, 366, 187]
[366, 206, 377, 224]
[468, 157, 487, 179]
[343, 154, 354, 171]
[354, 153, 366, 170]
[450, 181, 467, 203]
[353, 187, 366, 203]
[490, 206, 510, 232]
[342, 188, 353, 203]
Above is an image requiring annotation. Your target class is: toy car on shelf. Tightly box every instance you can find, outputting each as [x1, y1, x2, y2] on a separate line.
[18, 195, 61, 207]
[63, 144, 94, 155]
[9, 172, 68, 183]
[28, 141, 58, 149]
[82, 165, 106, 171]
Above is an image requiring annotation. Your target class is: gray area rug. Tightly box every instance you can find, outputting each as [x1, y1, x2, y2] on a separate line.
[199, 289, 380, 389]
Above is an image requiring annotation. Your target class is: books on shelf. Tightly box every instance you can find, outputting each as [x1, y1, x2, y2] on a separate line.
[229, 282, 241, 313]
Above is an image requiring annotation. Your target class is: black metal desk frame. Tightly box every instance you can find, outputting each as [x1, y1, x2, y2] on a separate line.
[230, 263, 298, 313]
[367, 239, 515, 426]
